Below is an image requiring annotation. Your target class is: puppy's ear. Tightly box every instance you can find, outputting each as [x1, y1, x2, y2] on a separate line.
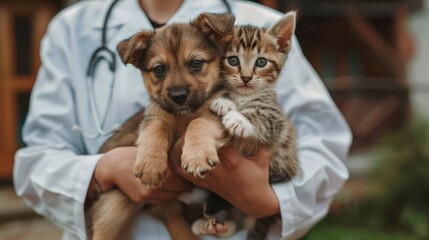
[267, 11, 296, 54]
[116, 31, 153, 67]
[193, 12, 235, 47]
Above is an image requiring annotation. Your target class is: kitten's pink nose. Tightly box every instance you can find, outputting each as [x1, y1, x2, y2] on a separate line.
[241, 76, 252, 83]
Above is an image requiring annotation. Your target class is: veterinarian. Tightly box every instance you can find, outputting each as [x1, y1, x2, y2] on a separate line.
[14, 0, 352, 239]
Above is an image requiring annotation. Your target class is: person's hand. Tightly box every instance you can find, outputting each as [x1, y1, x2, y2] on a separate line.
[171, 143, 280, 218]
[92, 146, 193, 204]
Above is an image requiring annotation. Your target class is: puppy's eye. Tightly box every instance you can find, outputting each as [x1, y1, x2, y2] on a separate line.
[227, 56, 239, 66]
[153, 66, 166, 77]
[255, 57, 267, 68]
[190, 60, 203, 72]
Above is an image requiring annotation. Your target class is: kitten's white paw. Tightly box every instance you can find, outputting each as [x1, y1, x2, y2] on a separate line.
[222, 111, 254, 138]
[210, 98, 236, 116]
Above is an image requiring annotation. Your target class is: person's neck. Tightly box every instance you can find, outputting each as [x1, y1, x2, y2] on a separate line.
[139, 0, 184, 24]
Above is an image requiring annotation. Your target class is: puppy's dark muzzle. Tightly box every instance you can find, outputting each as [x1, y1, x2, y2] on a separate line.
[168, 86, 189, 105]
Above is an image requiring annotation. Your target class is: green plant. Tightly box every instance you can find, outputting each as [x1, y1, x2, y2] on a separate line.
[366, 119, 429, 238]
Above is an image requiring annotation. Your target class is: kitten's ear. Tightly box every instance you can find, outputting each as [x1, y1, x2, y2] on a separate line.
[116, 31, 154, 67]
[268, 11, 296, 54]
[193, 12, 235, 47]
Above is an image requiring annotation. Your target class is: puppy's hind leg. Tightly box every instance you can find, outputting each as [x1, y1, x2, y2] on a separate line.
[92, 189, 143, 240]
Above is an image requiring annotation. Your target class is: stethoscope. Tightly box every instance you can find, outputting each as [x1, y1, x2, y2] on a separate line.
[73, 0, 232, 140]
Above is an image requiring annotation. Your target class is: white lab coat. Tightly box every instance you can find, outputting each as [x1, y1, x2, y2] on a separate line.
[13, 0, 352, 239]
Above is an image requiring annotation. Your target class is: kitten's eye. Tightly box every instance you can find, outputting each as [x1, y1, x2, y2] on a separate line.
[153, 66, 166, 77]
[227, 56, 239, 66]
[190, 60, 204, 72]
[255, 57, 267, 68]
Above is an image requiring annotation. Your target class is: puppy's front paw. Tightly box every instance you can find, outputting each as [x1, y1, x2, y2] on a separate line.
[222, 111, 254, 138]
[210, 98, 236, 117]
[134, 149, 168, 187]
[181, 145, 219, 178]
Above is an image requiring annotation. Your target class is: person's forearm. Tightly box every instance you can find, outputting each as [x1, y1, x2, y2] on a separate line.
[85, 148, 134, 206]
[227, 182, 280, 218]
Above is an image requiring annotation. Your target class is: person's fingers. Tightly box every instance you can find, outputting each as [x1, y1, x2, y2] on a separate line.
[120, 176, 152, 202]
[160, 167, 193, 191]
[217, 145, 242, 168]
[171, 163, 213, 189]
[173, 164, 201, 183]
[141, 189, 184, 204]
[247, 147, 270, 167]
[217, 145, 270, 168]
[124, 178, 191, 203]
[151, 190, 182, 201]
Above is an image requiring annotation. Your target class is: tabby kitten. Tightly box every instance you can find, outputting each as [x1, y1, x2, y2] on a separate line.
[194, 11, 299, 239]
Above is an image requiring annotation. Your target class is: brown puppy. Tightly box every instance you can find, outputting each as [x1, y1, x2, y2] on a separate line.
[91, 13, 235, 240]
[123, 14, 234, 186]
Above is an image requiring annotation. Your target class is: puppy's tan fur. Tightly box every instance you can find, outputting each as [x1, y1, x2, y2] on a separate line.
[91, 13, 235, 240]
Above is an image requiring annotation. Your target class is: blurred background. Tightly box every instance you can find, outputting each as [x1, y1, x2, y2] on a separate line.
[0, 0, 428, 239]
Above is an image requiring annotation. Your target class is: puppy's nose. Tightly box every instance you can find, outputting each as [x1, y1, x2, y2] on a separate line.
[241, 76, 252, 83]
[169, 87, 189, 105]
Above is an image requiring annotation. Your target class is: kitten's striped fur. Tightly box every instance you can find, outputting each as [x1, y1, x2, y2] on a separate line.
[218, 22, 299, 182]
[201, 12, 299, 239]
